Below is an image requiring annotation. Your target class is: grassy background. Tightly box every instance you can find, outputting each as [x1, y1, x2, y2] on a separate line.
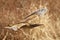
[0, 0, 60, 40]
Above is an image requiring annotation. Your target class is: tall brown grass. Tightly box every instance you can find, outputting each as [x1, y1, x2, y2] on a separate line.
[0, 0, 60, 40]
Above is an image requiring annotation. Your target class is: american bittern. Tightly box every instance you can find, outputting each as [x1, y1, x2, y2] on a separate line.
[5, 4, 48, 31]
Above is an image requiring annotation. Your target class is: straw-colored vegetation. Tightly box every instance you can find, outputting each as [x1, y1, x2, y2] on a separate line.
[0, 0, 60, 40]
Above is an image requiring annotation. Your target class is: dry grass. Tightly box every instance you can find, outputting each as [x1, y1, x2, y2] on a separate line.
[0, 0, 60, 40]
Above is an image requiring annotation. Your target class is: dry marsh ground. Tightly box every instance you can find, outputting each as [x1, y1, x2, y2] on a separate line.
[0, 0, 60, 40]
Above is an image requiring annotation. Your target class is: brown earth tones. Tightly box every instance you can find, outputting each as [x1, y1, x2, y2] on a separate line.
[0, 0, 60, 40]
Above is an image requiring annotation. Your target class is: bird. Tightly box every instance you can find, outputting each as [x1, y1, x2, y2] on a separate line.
[4, 4, 47, 31]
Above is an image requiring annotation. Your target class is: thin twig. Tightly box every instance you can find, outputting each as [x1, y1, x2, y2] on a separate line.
[2, 31, 8, 40]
